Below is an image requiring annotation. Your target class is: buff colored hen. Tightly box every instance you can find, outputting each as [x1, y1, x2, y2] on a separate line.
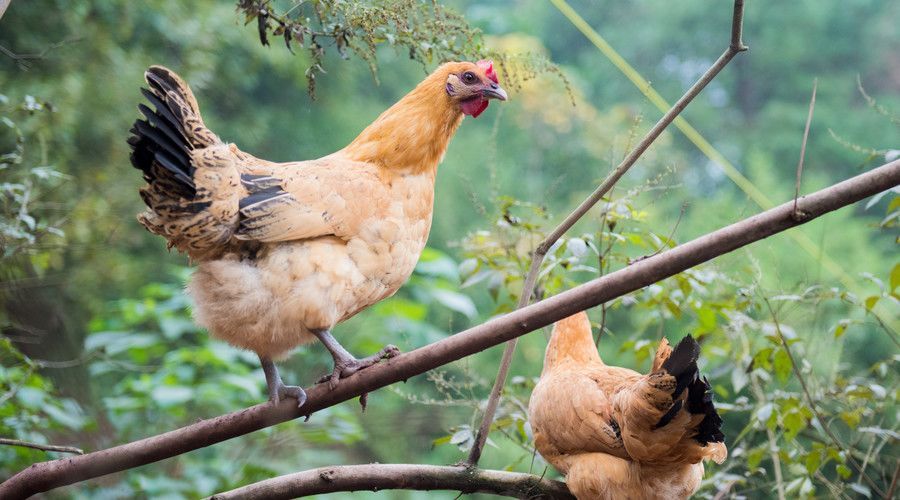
[528, 312, 727, 499]
[128, 61, 506, 407]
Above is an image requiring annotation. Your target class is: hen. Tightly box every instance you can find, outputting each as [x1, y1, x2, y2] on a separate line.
[528, 312, 726, 499]
[127, 60, 507, 407]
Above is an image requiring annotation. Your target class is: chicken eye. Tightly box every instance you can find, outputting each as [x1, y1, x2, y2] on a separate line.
[462, 72, 477, 84]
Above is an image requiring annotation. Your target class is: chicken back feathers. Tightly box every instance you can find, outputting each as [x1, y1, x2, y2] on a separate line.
[528, 311, 726, 500]
[128, 62, 503, 361]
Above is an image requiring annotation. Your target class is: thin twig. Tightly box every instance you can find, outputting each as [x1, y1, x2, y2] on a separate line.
[629, 201, 687, 264]
[1, 160, 897, 498]
[0, 438, 83, 455]
[761, 298, 885, 498]
[712, 480, 738, 500]
[466, 0, 748, 466]
[886, 459, 900, 500]
[793, 78, 818, 220]
[0, 38, 82, 71]
[748, 374, 787, 500]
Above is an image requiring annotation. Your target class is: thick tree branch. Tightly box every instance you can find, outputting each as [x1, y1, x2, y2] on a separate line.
[1, 160, 897, 498]
[208, 464, 573, 500]
[467, 0, 747, 466]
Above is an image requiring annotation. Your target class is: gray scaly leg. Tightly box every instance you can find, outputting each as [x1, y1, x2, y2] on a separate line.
[259, 356, 307, 408]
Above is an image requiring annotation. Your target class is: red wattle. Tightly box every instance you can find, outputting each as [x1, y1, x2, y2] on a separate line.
[460, 98, 488, 118]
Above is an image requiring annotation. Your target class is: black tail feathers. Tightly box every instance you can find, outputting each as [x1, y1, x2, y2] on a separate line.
[656, 335, 725, 445]
[661, 335, 701, 399]
[128, 68, 196, 201]
[687, 375, 725, 445]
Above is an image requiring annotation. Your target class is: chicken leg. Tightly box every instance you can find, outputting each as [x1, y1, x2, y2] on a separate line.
[313, 329, 400, 390]
[259, 356, 307, 408]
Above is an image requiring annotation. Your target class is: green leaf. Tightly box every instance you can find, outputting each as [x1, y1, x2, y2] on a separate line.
[832, 319, 850, 339]
[890, 263, 900, 292]
[15, 386, 47, 409]
[835, 463, 852, 479]
[415, 247, 458, 280]
[151, 386, 194, 407]
[44, 400, 85, 430]
[747, 446, 766, 470]
[430, 289, 477, 318]
[731, 367, 748, 393]
[697, 306, 716, 330]
[849, 484, 872, 498]
[449, 427, 474, 451]
[804, 450, 821, 475]
[774, 348, 792, 384]
[457, 258, 478, 280]
[840, 409, 862, 429]
[753, 347, 774, 371]
[373, 298, 428, 321]
[783, 409, 807, 440]
[864, 295, 879, 311]
[756, 402, 775, 426]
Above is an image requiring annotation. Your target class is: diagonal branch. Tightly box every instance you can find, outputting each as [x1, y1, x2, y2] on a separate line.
[1, 160, 897, 499]
[466, 0, 748, 466]
[208, 464, 574, 499]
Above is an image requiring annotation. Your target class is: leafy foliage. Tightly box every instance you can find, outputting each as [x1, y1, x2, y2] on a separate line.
[0, 338, 87, 477]
[238, 0, 481, 95]
[0, 93, 68, 265]
[236, 0, 570, 98]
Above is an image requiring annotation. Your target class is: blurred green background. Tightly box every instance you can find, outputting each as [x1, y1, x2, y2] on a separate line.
[1, 0, 897, 498]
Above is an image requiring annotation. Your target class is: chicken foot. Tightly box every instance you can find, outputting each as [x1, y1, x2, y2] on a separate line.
[259, 356, 308, 408]
[313, 329, 400, 391]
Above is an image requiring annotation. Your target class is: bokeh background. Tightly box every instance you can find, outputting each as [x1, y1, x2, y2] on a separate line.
[1, 1, 897, 498]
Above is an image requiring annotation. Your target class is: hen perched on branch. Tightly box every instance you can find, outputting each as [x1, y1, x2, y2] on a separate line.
[528, 312, 726, 499]
[127, 60, 507, 408]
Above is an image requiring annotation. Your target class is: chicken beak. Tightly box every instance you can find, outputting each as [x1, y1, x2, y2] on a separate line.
[482, 83, 508, 101]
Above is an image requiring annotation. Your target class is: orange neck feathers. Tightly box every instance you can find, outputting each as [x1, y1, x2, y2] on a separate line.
[342, 64, 466, 176]
[542, 311, 603, 375]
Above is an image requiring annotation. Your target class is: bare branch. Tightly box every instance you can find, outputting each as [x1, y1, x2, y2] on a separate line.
[467, 0, 748, 466]
[208, 464, 574, 500]
[793, 79, 818, 219]
[1, 160, 897, 498]
[0, 438, 83, 455]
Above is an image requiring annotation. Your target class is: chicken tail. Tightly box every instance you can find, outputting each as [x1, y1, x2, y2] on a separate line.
[618, 335, 727, 465]
[654, 336, 726, 463]
[128, 66, 241, 259]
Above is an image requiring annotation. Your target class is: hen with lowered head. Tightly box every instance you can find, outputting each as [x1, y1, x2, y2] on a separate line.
[528, 312, 726, 499]
[128, 60, 507, 407]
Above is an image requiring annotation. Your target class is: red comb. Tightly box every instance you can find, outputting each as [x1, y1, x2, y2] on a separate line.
[477, 59, 498, 84]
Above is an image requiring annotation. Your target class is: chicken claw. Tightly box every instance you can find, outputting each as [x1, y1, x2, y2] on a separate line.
[319, 344, 401, 390]
[313, 329, 400, 390]
[260, 356, 308, 408]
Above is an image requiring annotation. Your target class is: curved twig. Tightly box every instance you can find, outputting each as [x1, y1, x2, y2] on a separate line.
[208, 464, 574, 499]
[1, 160, 897, 499]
